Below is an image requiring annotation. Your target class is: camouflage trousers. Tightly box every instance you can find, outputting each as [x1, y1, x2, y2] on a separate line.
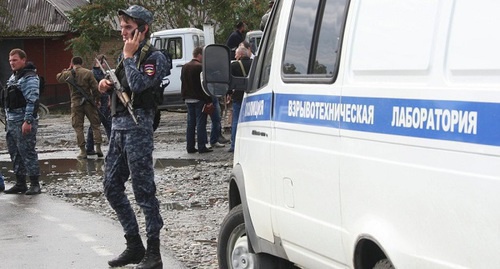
[71, 101, 102, 147]
[6, 120, 40, 176]
[103, 127, 163, 239]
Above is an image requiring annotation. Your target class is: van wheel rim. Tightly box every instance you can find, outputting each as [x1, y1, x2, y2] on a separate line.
[231, 236, 255, 269]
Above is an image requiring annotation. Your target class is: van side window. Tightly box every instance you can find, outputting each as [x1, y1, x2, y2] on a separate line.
[283, 0, 348, 80]
[193, 35, 200, 47]
[167, 37, 183, 60]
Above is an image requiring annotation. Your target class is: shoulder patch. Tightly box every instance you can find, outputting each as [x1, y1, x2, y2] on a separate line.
[144, 63, 156, 76]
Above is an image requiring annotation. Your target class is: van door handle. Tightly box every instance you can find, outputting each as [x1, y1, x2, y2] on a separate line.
[176, 64, 184, 67]
[252, 130, 268, 137]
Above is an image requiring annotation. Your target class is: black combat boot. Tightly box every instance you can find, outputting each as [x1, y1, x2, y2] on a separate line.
[95, 143, 103, 158]
[4, 175, 27, 194]
[108, 234, 145, 267]
[136, 238, 163, 269]
[25, 176, 41, 195]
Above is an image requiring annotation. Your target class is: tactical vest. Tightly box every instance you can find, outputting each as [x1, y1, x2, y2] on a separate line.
[111, 41, 160, 116]
[3, 70, 39, 117]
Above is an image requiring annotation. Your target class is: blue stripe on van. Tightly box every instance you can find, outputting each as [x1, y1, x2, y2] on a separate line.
[239, 93, 273, 122]
[240, 93, 500, 147]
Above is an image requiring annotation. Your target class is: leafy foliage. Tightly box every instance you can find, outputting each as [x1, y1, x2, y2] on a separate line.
[0, 0, 11, 35]
[67, 0, 127, 57]
[67, 0, 269, 57]
[140, 0, 269, 43]
[209, 0, 269, 42]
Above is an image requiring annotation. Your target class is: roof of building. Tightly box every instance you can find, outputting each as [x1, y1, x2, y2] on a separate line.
[1, 0, 88, 37]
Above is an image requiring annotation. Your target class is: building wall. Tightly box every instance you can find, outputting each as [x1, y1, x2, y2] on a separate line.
[24, 36, 73, 84]
[22, 36, 73, 108]
[1, 35, 123, 110]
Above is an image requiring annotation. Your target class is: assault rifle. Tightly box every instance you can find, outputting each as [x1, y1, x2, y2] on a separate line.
[65, 76, 107, 119]
[95, 58, 138, 124]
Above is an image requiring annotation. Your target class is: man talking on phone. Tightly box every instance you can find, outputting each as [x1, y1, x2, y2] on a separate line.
[98, 5, 168, 269]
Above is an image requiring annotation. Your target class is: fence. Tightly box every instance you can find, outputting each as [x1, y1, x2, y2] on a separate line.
[41, 83, 71, 112]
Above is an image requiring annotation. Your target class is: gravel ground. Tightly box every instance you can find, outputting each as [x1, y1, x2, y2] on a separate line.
[0, 110, 233, 269]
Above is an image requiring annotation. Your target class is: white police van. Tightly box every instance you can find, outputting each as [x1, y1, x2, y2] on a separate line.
[202, 0, 500, 268]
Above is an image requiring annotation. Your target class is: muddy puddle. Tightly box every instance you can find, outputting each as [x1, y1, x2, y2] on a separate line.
[0, 158, 199, 184]
[0, 157, 222, 211]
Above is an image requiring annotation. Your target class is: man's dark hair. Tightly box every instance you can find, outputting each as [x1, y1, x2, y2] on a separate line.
[71, 56, 83, 65]
[236, 21, 245, 29]
[192, 46, 203, 57]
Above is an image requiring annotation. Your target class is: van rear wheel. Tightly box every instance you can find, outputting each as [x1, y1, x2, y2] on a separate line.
[218, 204, 284, 269]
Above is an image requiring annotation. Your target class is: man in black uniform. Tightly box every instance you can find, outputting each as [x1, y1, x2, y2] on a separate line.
[98, 5, 168, 269]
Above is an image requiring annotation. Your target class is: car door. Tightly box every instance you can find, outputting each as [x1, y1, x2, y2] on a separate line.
[271, 0, 349, 267]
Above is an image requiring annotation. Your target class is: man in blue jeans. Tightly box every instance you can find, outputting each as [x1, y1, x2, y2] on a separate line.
[181, 47, 213, 154]
[208, 96, 226, 148]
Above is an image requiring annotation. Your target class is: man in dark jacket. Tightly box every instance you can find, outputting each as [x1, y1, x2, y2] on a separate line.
[226, 21, 247, 60]
[181, 46, 213, 154]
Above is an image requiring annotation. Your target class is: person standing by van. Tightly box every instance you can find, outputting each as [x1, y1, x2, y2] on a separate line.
[226, 21, 246, 60]
[181, 47, 213, 154]
[228, 47, 252, 152]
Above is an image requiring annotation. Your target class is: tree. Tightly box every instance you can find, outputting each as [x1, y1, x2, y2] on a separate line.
[0, 0, 12, 35]
[66, 0, 269, 57]
[194, 0, 268, 43]
[151, 0, 268, 43]
[67, 0, 127, 58]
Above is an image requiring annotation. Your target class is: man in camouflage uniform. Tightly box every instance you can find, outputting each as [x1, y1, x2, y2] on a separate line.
[56, 56, 103, 159]
[98, 5, 167, 269]
[3, 48, 41, 195]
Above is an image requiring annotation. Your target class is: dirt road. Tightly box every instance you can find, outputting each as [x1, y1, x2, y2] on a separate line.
[0, 110, 233, 269]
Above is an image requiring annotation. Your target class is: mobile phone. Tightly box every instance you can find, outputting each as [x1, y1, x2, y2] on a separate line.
[131, 25, 146, 36]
